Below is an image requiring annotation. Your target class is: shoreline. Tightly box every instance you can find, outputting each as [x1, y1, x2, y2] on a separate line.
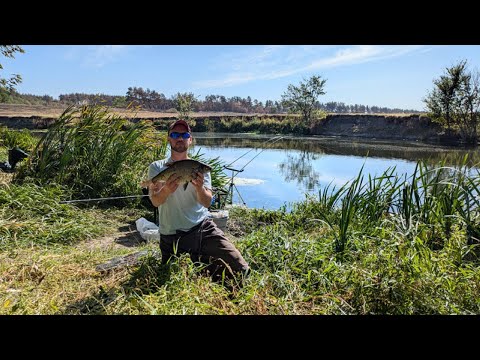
[0, 104, 469, 147]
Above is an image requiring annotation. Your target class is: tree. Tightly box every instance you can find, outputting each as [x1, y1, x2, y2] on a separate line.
[424, 60, 480, 145]
[172, 92, 198, 120]
[424, 60, 466, 133]
[281, 75, 327, 123]
[1, 45, 25, 91]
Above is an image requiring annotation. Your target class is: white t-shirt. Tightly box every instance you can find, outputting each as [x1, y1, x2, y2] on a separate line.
[148, 157, 212, 235]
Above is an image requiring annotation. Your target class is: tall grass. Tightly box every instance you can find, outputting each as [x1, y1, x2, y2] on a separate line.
[0, 126, 38, 153]
[266, 161, 471, 250]
[15, 105, 167, 203]
[3, 158, 480, 314]
[0, 182, 107, 249]
[455, 168, 480, 246]
[230, 159, 480, 313]
[313, 165, 367, 253]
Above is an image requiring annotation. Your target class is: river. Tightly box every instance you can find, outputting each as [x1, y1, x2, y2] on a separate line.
[193, 133, 480, 211]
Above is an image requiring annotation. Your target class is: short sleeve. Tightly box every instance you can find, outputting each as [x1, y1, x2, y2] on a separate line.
[203, 171, 212, 190]
[148, 159, 168, 181]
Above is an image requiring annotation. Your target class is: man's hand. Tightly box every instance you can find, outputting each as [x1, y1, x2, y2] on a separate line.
[162, 173, 182, 195]
[149, 173, 182, 207]
[191, 171, 205, 191]
[191, 171, 212, 207]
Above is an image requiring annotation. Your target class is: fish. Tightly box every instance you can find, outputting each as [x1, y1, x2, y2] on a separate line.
[150, 159, 212, 190]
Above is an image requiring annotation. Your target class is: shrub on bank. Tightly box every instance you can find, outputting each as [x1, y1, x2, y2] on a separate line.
[15, 105, 167, 203]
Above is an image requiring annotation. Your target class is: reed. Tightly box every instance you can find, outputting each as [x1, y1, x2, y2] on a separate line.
[0, 126, 38, 152]
[15, 105, 166, 204]
[4, 139, 480, 313]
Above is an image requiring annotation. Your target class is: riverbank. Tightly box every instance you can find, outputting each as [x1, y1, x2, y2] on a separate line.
[0, 103, 460, 145]
[312, 114, 447, 143]
[2, 170, 480, 314]
[2, 106, 480, 314]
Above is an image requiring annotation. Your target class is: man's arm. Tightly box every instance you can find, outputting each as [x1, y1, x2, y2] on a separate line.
[191, 171, 213, 208]
[196, 186, 213, 208]
[148, 174, 182, 207]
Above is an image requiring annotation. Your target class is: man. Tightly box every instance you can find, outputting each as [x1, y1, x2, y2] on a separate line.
[147, 119, 250, 284]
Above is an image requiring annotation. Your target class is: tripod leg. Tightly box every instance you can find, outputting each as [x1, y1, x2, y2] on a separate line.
[223, 183, 233, 206]
[233, 184, 246, 206]
[226, 175, 235, 205]
[224, 171, 246, 206]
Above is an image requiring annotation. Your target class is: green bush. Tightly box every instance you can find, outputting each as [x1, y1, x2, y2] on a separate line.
[15, 105, 167, 203]
[0, 126, 38, 152]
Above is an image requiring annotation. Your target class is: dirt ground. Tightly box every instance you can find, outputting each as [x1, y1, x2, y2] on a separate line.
[82, 223, 146, 252]
[0, 104, 419, 124]
[83, 217, 244, 273]
[0, 104, 251, 119]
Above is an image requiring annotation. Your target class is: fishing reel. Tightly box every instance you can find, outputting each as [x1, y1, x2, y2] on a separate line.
[0, 147, 29, 172]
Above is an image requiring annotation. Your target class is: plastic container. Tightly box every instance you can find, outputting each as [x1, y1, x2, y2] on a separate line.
[208, 210, 229, 232]
[135, 217, 160, 242]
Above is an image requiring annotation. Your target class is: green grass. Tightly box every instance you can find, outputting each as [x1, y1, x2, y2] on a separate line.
[0, 180, 150, 250]
[0, 126, 38, 153]
[14, 105, 167, 204]
[2, 174, 480, 314]
[2, 105, 480, 314]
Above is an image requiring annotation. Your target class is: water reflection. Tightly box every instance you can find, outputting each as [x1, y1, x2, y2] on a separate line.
[278, 151, 322, 191]
[193, 134, 480, 210]
[196, 133, 480, 166]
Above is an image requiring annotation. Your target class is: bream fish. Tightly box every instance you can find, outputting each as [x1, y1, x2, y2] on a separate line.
[151, 159, 212, 190]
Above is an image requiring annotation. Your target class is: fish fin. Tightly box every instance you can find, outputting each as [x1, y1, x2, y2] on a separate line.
[183, 182, 189, 191]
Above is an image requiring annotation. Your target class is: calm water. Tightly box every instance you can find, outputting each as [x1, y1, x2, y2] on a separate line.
[193, 133, 480, 211]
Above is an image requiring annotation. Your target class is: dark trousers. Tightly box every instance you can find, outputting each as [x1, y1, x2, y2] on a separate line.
[160, 218, 249, 280]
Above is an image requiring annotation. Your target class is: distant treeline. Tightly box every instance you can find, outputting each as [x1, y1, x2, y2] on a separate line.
[0, 86, 421, 114]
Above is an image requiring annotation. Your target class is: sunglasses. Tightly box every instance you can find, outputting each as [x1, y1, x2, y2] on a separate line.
[169, 132, 191, 139]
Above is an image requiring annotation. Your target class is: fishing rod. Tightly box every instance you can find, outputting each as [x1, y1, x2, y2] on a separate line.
[224, 135, 284, 168]
[224, 135, 284, 180]
[60, 136, 285, 205]
[59, 195, 148, 204]
[214, 135, 285, 207]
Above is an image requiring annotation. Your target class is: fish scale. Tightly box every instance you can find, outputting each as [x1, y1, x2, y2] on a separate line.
[151, 159, 211, 190]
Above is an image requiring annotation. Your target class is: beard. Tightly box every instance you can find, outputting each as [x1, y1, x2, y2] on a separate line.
[171, 142, 188, 153]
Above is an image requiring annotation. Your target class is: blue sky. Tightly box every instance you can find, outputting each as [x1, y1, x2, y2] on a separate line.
[3, 45, 480, 111]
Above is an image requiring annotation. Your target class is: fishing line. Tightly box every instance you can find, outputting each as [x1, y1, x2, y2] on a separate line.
[56, 135, 316, 205]
[60, 195, 148, 204]
[213, 135, 285, 206]
[38, 134, 349, 205]
[224, 135, 284, 168]
[233, 136, 283, 173]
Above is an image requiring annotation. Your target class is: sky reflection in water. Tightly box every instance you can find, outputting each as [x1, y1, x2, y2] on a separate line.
[193, 134, 479, 211]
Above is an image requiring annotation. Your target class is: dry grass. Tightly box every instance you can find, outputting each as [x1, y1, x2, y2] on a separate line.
[0, 104, 421, 120]
[0, 172, 14, 186]
[0, 204, 159, 315]
[0, 220, 247, 315]
[0, 104, 257, 119]
[0, 237, 154, 314]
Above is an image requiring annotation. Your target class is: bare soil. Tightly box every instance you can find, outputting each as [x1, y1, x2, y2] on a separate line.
[0, 104, 253, 119]
[0, 103, 419, 119]
[81, 224, 146, 252]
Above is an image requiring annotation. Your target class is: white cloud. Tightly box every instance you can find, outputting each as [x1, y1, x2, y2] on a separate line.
[82, 45, 128, 68]
[193, 45, 428, 89]
[233, 177, 265, 186]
